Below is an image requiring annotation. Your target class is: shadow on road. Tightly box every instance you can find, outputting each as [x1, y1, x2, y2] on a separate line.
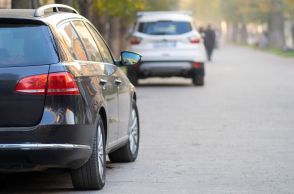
[0, 162, 117, 193]
[137, 78, 194, 87]
[0, 172, 74, 193]
[137, 83, 193, 87]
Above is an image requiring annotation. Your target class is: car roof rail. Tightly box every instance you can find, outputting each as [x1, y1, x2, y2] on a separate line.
[34, 4, 79, 17]
[137, 11, 192, 17]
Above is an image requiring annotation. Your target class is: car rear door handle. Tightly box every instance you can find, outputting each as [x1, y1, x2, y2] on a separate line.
[99, 79, 107, 89]
[114, 79, 122, 86]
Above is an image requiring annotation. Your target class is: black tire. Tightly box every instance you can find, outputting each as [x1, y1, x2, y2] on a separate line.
[128, 75, 138, 86]
[71, 115, 106, 190]
[127, 67, 139, 86]
[192, 75, 204, 86]
[109, 101, 140, 163]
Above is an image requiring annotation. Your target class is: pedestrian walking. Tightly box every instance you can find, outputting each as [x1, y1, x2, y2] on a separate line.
[204, 24, 216, 61]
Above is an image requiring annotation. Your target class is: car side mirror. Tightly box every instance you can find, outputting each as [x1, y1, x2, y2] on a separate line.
[120, 51, 142, 66]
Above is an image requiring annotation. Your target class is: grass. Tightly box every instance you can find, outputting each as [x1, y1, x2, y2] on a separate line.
[244, 44, 294, 58]
[264, 48, 294, 57]
[234, 42, 294, 58]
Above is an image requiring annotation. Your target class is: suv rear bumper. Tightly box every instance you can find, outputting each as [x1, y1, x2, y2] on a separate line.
[129, 61, 204, 78]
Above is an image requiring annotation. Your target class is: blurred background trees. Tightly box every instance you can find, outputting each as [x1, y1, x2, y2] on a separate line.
[3, 0, 294, 52]
[53, 0, 178, 57]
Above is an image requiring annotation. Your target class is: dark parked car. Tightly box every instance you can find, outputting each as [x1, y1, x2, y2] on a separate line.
[0, 4, 141, 190]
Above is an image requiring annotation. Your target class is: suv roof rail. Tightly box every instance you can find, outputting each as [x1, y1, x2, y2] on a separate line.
[34, 4, 79, 17]
[137, 11, 192, 17]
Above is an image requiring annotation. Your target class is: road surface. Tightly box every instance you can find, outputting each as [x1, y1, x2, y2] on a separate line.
[1, 45, 294, 194]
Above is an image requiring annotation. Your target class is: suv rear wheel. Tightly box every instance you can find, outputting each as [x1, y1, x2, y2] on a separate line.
[192, 75, 204, 86]
[127, 67, 139, 86]
[109, 101, 139, 162]
[71, 115, 106, 190]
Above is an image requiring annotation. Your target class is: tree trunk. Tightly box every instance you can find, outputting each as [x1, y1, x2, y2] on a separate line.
[55, 0, 73, 6]
[239, 23, 248, 44]
[119, 23, 130, 51]
[78, 0, 92, 19]
[232, 22, 238, 43]
[97, 13, 110, 43]
[11, 0, 39, 9]
[268, 0, 285, 49]
[109, 17, 121, 59]
[291, 23, 294, 48]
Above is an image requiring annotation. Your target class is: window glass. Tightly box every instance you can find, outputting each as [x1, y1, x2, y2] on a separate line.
[138, 21, 192, 35]
[85, 23, 114, 64]
[58, 22, 87, 61]
[0, 25, 58, 67]
[72, 21, 103, 62]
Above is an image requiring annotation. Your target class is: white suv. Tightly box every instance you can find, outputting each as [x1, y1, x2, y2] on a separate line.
[129, 11, 206, 86]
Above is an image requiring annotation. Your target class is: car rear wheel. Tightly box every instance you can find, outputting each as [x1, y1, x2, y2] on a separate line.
[192, 75, 204, 86]
[109, 101, 140, 162]
[71, 115, 106, 190]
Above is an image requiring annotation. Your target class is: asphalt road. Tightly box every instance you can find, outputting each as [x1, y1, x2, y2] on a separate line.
[1, 45, 294, 194]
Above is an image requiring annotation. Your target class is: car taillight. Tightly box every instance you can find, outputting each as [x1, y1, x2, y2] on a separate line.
[15, 72, 79, 95]
[47, 72, 80, 95]
[189, 36, 201, 44]
[15, 74, 47, 95]
[130, 36, 142, 45]
[192, 62, 202, 69]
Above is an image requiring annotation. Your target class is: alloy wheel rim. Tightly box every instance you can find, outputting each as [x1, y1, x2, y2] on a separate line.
[129, 109, 138, 155]
[97, 125, 105, 180]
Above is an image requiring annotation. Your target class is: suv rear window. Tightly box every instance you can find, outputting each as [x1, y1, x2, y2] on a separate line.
[0, 25, 58, 67]
[138, 21, 192, 35]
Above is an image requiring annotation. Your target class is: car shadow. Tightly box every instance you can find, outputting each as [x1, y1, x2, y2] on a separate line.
[138, 83, 192, 87]
[0, 171, 74, 193]
[137, 78, 194, 87]
[0, 162, 116, 193]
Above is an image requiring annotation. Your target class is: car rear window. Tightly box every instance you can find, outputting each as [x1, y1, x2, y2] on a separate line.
[138, 21, 192, 35]
[0, 25, 59, 67]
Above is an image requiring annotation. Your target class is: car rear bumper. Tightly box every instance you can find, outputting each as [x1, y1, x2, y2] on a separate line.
[0, 143, 90, 150]
[0, 124, 95, 172]
[0, 145, 91, 172]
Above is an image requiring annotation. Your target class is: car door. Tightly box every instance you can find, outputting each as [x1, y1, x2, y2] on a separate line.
[58, 20, 119, 147]
[84, 22, 122, 145]
[115, 68, 132, 140]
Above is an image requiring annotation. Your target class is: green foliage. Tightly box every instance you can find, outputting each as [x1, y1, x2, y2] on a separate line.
[96, 0, 145, 18]
[221, 0, 294, 23]
[144, 0, 179, 11]
[180, 0, 222, 24]
[91, 0, 180, 25]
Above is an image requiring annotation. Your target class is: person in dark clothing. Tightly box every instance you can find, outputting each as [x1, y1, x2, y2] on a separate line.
[204, 24, 216, 61]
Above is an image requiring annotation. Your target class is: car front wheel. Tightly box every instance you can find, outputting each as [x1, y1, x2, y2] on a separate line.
[71, 115, 106, 190]
[109, 101, 140, 162]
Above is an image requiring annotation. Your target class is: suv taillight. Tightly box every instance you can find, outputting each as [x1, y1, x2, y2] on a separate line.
[15, 72, 80, 95]
[189, 36, 201, 44]
[130, 36, 142, 45]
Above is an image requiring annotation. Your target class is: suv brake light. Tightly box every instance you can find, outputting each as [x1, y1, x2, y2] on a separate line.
[15, 72, 80, 95]
[192, 62, 202, 69]
[130, 36, 142, 45]
[189, 36, 201, 44]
